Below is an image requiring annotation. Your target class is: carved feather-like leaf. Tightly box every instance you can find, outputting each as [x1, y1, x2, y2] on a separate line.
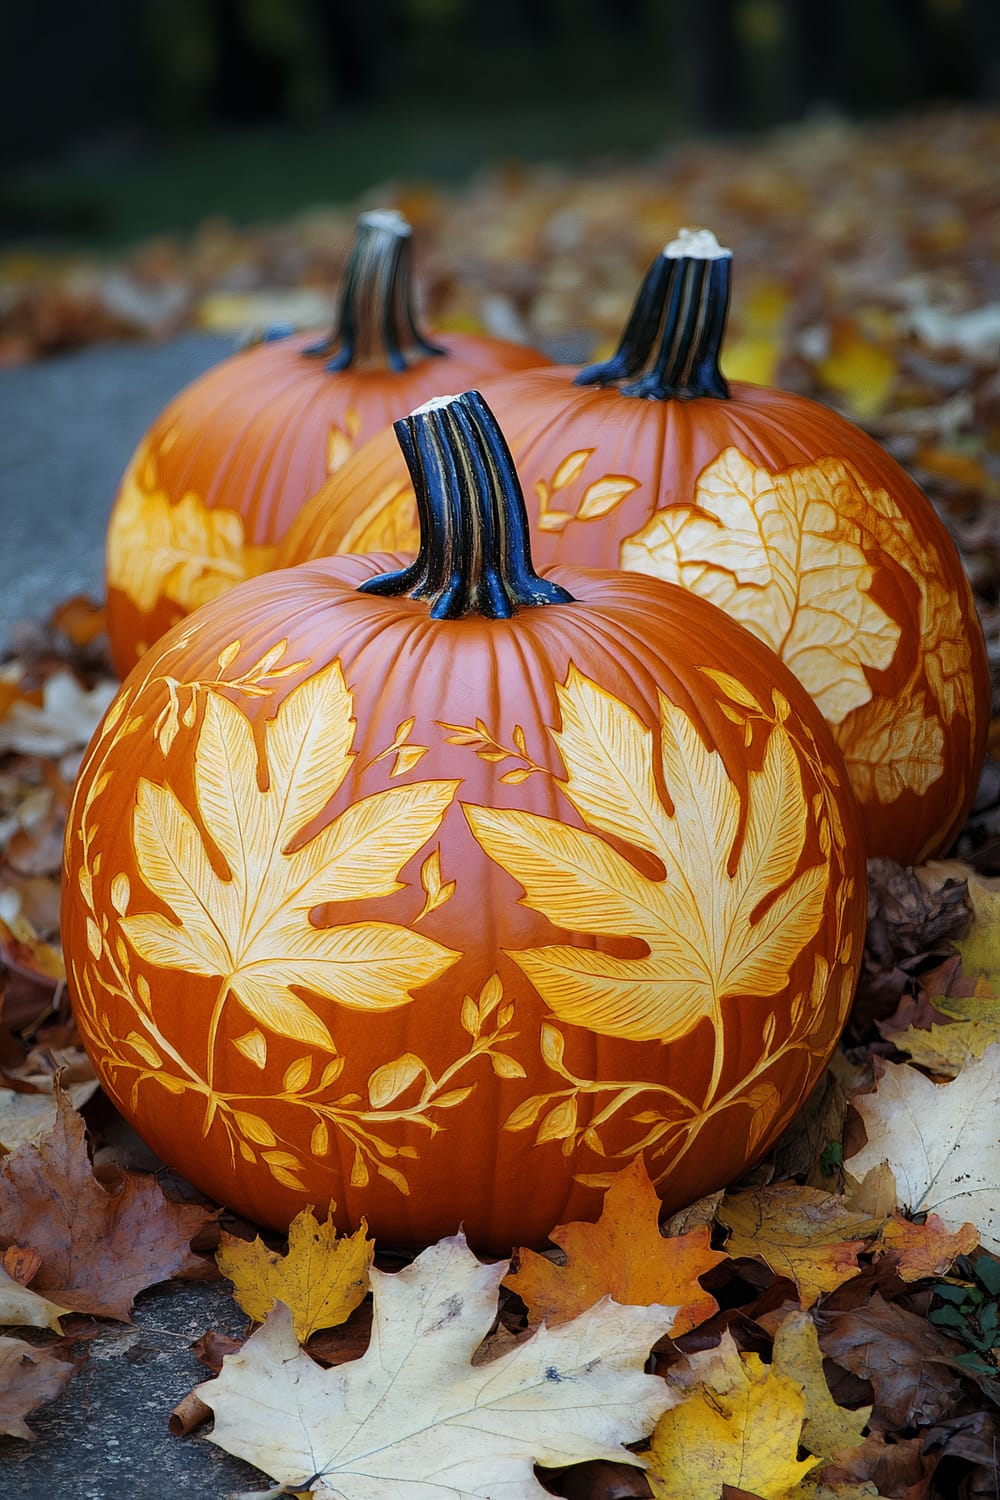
[121, 660, 459, 1042]
[466, 669, 828, 1043]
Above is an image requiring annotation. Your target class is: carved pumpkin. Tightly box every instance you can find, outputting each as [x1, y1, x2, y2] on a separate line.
[65, 390, 865, 1252]
[104, 210, 549, 678]
[280, 231, 988, 866]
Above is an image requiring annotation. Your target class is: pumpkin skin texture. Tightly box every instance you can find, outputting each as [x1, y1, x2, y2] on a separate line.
[279, 235, 988, 866]
[65, 391, 865, 1253]
[104, 210, 549, 679]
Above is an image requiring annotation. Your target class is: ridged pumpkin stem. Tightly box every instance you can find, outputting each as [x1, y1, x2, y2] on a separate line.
[303, 209, 446, 373]
[361, 390, 575, 619]
[622, 229, 731, 401]
[574, 248, 674, 387]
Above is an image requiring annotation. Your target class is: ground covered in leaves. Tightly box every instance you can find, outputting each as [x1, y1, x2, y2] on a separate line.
[2, 105, 1000, 1498]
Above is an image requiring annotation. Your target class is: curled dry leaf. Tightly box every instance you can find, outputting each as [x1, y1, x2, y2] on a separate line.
[216, 1204, 372, 1343]
[0, 1262, 69, 1332]
[504, 1157, 725, 1336]
[198, 1232, 677, 1498]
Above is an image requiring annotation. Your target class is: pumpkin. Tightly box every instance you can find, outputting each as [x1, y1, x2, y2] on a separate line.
[279, 230, 988, 866]
[65, 389, 865, 1253]
[104, 209, 550, 678]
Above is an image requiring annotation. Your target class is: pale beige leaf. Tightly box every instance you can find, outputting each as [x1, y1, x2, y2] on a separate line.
[198, 1233, 676, 1497]
[0, 1266, 70, 1333]
[849, 1043, 1000, 1251]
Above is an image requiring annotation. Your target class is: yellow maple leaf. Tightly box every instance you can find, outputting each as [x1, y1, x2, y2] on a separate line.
[892, 1014, 1000, 1076]
[120, 659, 459, 1049]
[648, 1331, 818, 1499]
[465, 666, 829, 1045]
[621, 448, 901, 728]
[503, 1156, 726, 1334]
[717, 1184, 883, 1307]
[772, 1309, 870, 1460]
[216, 1205, 372, 1343]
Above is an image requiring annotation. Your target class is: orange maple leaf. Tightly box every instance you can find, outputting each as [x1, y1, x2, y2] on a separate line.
[503, 1156, 727, 1334]
[875, 1211, 978, 1281]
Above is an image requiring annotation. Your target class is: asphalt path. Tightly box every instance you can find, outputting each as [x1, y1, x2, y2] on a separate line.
[0, 333, 237, 652]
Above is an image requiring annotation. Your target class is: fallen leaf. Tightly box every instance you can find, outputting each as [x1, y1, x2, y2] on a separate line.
[717, 1184, 883, 1308]
[504, 1157, 725, 1335]
[772, 1309, 871, 1460]
[0, 1335, 76, 1439]
[647, 1331, 818, 1498]
[874, 1213, 979, 1280]
[198, 1232, 677, 1497]
[814, 319, 898, 421]
[216, 1204, 372, 1343]
[890, 1014, 1000, 1076]
[817, 1292, 966, 1430]
[0, 1263, 69, 1331]
[0, 671, 116, 757]
[933, 875, 1000, 1025]
[0, 1089, 215, 1319]
[0, 1081, 98, 1151]
[847, 1043, 1000, 1252]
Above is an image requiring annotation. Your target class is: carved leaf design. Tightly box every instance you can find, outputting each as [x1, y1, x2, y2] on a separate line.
[108, 454, 276, 612]
[465, 667, 829, 1044]
[120, 660, 459, 1046]
[839, 693, 945, 800]
[620, 447, 901, 726]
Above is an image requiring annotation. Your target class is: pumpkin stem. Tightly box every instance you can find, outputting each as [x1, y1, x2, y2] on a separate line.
[302, 209, 446, 373]
[574, 248, 674, 387]
[361, 390, 575, 619]
[575, 229, 732, 402]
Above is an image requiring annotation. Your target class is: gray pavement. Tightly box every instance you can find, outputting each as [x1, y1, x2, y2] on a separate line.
[0, 333, 237, 653]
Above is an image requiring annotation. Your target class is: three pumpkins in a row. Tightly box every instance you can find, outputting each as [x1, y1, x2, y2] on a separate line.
[65, 212, 988, 1251]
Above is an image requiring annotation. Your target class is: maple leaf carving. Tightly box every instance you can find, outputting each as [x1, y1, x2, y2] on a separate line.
[107, 451, 275, 612]
[465, 666, 829, 1044]
[504, 1156, 725, 1334]
[198, 1232, 676, 1497]
[120, 658, 459, 1050]
[620, 447, 901, 726]
[216, 1205, 372, 1342]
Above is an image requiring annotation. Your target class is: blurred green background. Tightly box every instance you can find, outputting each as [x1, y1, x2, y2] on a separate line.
[4, 0, 999, 245]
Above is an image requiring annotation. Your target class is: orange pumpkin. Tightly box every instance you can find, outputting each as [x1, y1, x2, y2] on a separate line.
[280, 231, 988, 866]
[104, 209, 549, 678]
[66, 390, 865, 1253]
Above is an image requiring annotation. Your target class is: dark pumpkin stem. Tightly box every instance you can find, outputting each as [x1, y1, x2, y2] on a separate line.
[360, 391, 575, 619]
[303, 209, 446, 373]
[573, 248, 674, 387]
[576, 229, 732, 402]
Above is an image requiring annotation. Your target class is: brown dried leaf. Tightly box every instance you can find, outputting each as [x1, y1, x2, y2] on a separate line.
[0, 1089, 216, 1319]
[817, 1292, 967, 1430]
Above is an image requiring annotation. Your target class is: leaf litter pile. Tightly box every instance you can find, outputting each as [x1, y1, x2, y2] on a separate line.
[3, 105, 1000, 1497]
